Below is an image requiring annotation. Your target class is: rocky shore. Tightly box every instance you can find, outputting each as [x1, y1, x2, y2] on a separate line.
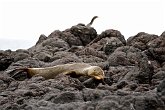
[0, 24, 165, 110]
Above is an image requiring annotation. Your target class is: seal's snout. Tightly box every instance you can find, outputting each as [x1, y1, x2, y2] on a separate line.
[94, 75, 104, 80]
[88, 66, 105, 80]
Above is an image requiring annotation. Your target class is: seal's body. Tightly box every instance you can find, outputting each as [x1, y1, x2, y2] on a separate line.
[10, 63, 104, 80]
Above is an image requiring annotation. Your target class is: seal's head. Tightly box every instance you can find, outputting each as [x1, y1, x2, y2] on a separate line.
[86, 66, 105, 80]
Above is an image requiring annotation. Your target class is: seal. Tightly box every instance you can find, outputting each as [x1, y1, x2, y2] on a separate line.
[9, 63, 105, 80]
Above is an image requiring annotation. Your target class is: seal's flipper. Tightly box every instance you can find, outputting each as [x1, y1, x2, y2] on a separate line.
[63, 71, 81, 78]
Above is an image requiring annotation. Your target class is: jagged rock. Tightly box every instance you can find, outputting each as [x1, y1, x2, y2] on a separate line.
[127, 32, 158, 50]
[103, 37, 124, 55]
[89, 29, 126, 46]
[0, 50, 14, 71]
[157, 79, 165, 95]
[61, 31, 83, 46]
[48, 30, 63, 38]
[107, 66, 133, 83]
[1, 24, 165, 109]
[13, 52, 30, 62]
[76, 47, 107, 60]
[107, 46, 145, 66]
[147, 34, 165, 62]
[29, 37, 70, 54]
[83, 88, 111, 101]
[96, 100, 121, 110]
[33, 51, 53, 62]
[116, 80, 128, 89]
[47, 51, 82, 66]
[153, 71, 165, 81]
[47, 91, 83, 104]
[0, 57, 13, 71]
[70, 24, 97, 46]
[35, 34, 47, 45]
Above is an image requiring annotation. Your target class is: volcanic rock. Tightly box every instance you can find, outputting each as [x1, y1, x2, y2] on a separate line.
[0, 24, 165, 109]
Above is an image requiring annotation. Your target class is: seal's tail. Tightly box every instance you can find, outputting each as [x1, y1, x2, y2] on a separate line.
[6, 68, 29, 80]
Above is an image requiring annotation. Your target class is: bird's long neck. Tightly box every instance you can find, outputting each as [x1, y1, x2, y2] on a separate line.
[86, 16, 98, 27]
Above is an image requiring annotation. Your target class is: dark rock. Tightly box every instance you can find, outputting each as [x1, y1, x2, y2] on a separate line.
[52, 51, 79, 62]
[82, 88, 110, 101]
[13, 52, 30, 62]
[116, 90, 131, 96]
[47, 51, 82, 66]
[82, 78, 104, 89]
[1, 24, 165, 109]
[70, 24, 97, 46]
[29, 37, 70, 55]
[103, 37, 124, 55]
[67, 46, 84, 52]
[48, 91, 83, 104]
[153, 71, 165, 81]
[108, 66, 133, 83]
[127, 32, 158, 50]
[107, 46, 145, 66]
[0, 50, 14, 71]
[0, 58, 13, 71]
[48, 30, 63, 38]
[76, 47, 107, 60]
[129, 83, 138, 90]
[41, 38, 70, 50]
[117, 80, 128, 89]
[95, 100, 121, 110]
[35, 34, 47, 45]
[89, 29, 126, 46]
[147, 34, 165, 62]
[135, 58, 154, 84]
[33, 51, 53, 62]
[61, 31, 83, 46]
[157, 79, 165, 96]
[7, 58, 45, 69]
